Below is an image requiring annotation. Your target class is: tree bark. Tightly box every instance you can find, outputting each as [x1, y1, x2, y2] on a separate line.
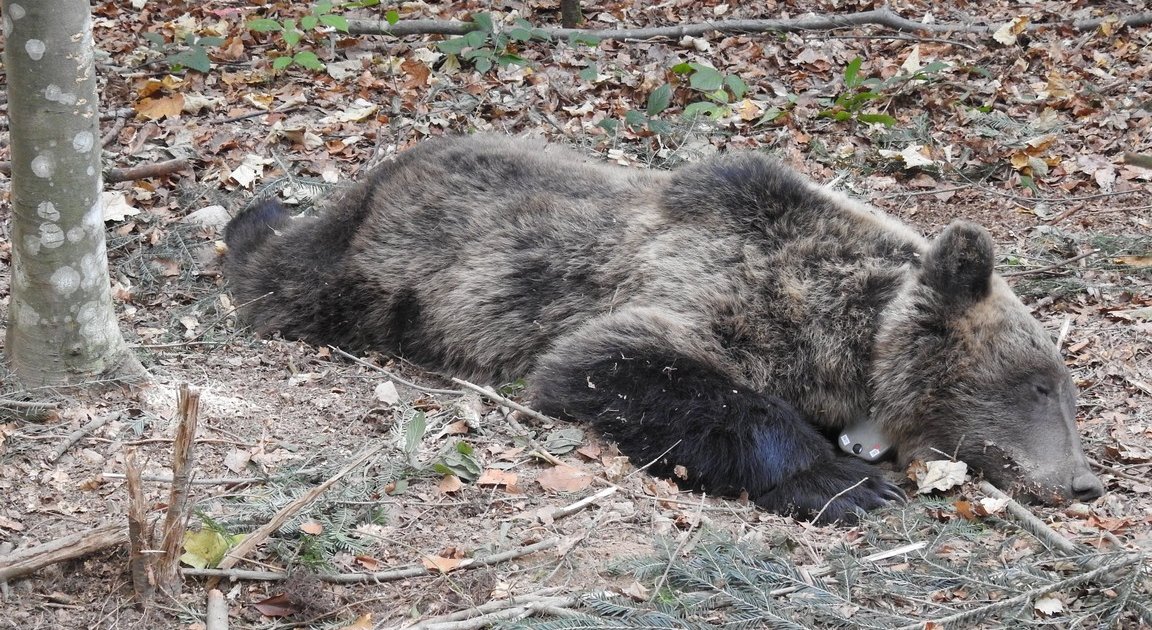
[560, 0, 582, 28]
[2, 0, 146, 386]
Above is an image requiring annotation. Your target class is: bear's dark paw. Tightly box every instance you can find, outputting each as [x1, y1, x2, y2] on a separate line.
[754, 456, 904, 525]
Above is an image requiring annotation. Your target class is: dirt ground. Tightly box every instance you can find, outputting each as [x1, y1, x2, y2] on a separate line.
[1, 1, 1151, 628]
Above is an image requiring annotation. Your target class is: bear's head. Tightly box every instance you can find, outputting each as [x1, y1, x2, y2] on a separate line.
[871, 221, 1104, 504]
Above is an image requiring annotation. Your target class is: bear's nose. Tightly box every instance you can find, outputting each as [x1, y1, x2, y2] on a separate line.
[1072, 472, 1104, 502]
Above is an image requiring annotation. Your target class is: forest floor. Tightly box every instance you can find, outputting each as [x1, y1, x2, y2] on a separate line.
[1, 0, 1151, 628]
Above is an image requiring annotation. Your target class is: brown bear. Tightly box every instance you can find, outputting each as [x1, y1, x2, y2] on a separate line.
[224, 135, 1103, 523]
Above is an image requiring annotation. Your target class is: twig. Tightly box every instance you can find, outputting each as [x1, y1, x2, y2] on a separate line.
[0, 397, 60, 409]
[348, 9, 1152, 40]
[100, 116, 126, 147]
[330, 346, 464, 396]
[1056, 315, 1072, 351]
[766, 541, 929, 597]
[977, 481, 1081, 556]
[549, 487, 618, 521]
[892, 556, 1143, 630]
[398, 593, 588, 630]
[451, 378, 555, 425]
[103, 472, 266, 486]
[1000, 249, 1099, 278]
[46, 411, 117, 464]
[0, 522, 129, 582]
[811, 476, 869, 524]
[104, 158, 191, 183]
[215, 443, 385, 571]
[184, 537, 560, 584]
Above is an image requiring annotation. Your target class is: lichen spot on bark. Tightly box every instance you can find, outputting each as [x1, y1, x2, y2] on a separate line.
[25, 38, 45, 61]
[51, 266, 81, 296]
[40, 222, 65, 249]
[37, 201, 60, 221]
[31, 153, 55, 178]
[72, 130, 95, 152]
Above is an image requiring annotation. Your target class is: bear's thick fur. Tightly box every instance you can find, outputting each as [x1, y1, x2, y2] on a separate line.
[225, 135, 1103, 523]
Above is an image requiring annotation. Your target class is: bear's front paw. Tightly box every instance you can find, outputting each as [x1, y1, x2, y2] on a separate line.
[754, 456, 904, 525]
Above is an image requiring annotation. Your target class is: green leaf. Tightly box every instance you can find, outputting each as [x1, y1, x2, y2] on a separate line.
[472, 12, 494, 33]
[624, 109, 647, 129]
[843, 57, 863, 88]
[497, 53, 527, 67]
[578, 63, 598, 82]
[247, 18, 283, 32]
[141, 32, 165, 47]
[683, 101, 721, 119]
[170, 49, 211, 73]
[540, 428, 584, 455]
[435, 440, 482, 481]
[198, 36, 225, 47]
[283, 29, 302, 47]
[688, 63, 724, 92]
[474, 56, 493, 73]
[463, 30, 487, 48]
[403, 411, 427, 455]
[314, 1, 334, 14]
[646, 83, 672, 116]
[708, 89, 729, 104]
[319, 14, 349, 31]
[272, 56, 293, 71]
[856, 113, 897, 126]
[725, 74, 748, 99]
[567, 33, 601, 46]
[385, 8, 400, 25]
[647, 117, 672, 135]
[670, 62, 693, 75]
[300, 15, 319, 31]
[436, 37, 468, 54]
[294, 50, 325, 70]
[597, 118, 619, 132]
[509, 27, 533, 42]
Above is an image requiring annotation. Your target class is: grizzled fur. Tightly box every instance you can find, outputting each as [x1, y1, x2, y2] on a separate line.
[225, 135, 1103, 523]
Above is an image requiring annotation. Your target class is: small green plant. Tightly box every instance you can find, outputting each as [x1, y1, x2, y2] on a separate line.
[436, 13, 552, 73]
[248, 0, 359, 71]
[819, 56, 948, 126]
[141, 32, 224, 73]
[602, 62, 749, 134]
[433, 440, 483, 481]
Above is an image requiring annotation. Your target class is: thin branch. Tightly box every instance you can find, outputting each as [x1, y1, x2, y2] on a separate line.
[330, 346, 464, 396]
[183, 537, 561, 584]
[0, 522, 129, 582]
[1000, 249, 1100, 278]
[104, 158, 190, 183]
[451, 377, 556, 425]
[348, 8, 1152, 41]
[214, 443, 385, 571]
[46, 411, 117, 463]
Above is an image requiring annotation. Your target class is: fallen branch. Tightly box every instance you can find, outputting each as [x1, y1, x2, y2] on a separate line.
[206, 589, 228, 630]
[46, 411, 117, 464]
[349, 8, 1152, 41]
[183, 537, 561, 584]
[105, 158, 190, 183]
[215, 442, 385, 571]
[398, 593, 587, 630]
[0, 522, 128, 582]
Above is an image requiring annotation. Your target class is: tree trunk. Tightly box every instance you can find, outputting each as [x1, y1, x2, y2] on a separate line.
[2, 0, 145, 386]
[560, 0, 583, 28]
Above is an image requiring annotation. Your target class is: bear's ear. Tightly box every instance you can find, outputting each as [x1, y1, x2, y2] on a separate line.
[922, 221, 995, 304]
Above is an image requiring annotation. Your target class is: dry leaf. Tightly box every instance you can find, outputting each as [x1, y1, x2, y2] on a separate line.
[476, 469, 518, 487]
[422, 554, 465, 574]
[222, 448, 252, 474]
[300, 521, 323, 535]
[1034, 595, 1064, 616]
[621, 580, 650, 601]
[253, 593, 297, 617]
[439, 474, 463, 494]
[992, 16, 1028, 45]
[537, 464, 593, 492]
[355, 555, 382, 571]
[912, 460, 968, 494]
[338, 614, 374, 630]
[101, 191, 139, 222]
[374, 381, 400, 405]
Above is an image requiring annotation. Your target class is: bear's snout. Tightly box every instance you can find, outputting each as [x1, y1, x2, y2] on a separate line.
[1071, 471, 1105, 502]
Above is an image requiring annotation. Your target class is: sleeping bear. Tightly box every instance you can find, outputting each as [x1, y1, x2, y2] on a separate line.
[224, 135, 1104, 523]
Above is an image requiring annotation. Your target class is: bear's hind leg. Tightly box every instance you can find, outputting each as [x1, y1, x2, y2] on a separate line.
[530, 308, 903, 524]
